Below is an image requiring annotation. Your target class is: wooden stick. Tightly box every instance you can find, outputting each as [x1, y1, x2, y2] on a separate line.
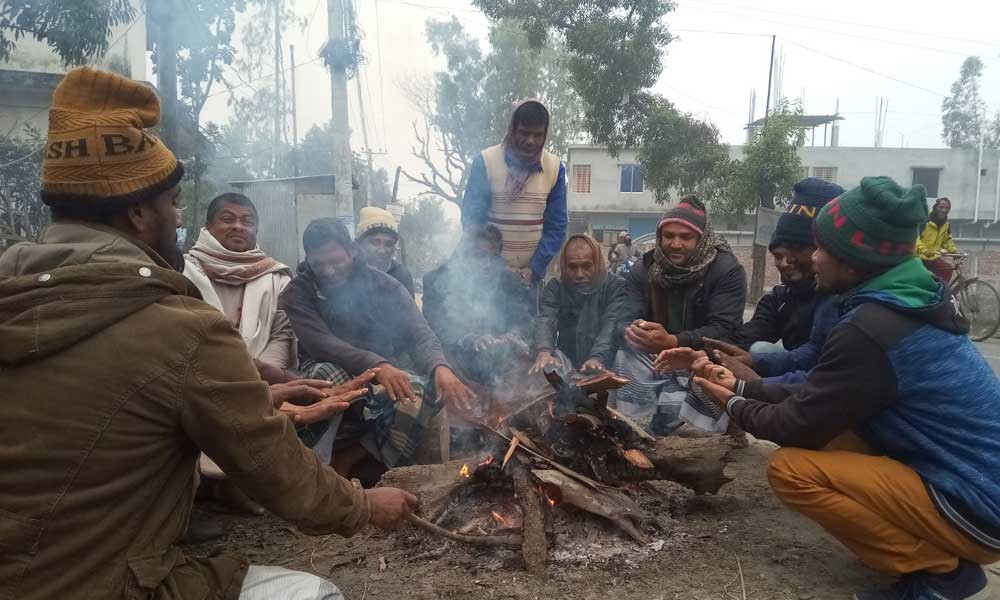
[501, 436, 520, 469]
[407, 514, 523, 547]
[482, 424, 608, 489]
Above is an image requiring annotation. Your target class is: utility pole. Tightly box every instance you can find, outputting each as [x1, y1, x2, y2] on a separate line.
[273, 0, 282, 174]
[354, 73, 376, 206]
[290, 44, 300, 177]
[326, 0, 354, 213]
[156, 0, 179, 153]
[749, 33, 777, 303]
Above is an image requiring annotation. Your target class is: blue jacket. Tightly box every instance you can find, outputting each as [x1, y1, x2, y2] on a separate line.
[461, 153, 568, 281]
[754, 295, 839, 385]
[734, 259, 1000, 551]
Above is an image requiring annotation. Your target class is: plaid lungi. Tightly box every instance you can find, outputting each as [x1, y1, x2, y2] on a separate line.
[298, 358, 443, 468]
[612, 348, 730, 434]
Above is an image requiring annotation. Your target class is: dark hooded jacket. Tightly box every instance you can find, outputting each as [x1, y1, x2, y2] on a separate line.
[622, 249, 747, 349]
[422, 253, 532, 349]
[280, 259, 448, 376]
[0, 223, 369, 600]
[535, 274, 628, 367]
[733, 258, 1000, 552]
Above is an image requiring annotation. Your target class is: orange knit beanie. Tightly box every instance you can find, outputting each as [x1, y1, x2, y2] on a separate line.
[41, 67, 184, 208]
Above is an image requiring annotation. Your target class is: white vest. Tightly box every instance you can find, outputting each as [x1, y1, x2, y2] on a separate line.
[481, 144, 561, 270]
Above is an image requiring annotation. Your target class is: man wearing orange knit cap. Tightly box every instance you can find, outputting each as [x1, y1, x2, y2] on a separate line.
[0, 67, 416, 600]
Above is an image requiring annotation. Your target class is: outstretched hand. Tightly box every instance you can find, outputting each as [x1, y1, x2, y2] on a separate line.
[625, 320, 677, 354]
[690, 356, 736, 409]
[702, 337, 753, 367]
[435, 366, 476, 412]
[529, 351, 558, 374]
[653, 347, 708, 373]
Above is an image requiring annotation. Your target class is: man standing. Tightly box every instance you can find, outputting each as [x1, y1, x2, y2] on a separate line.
[185, 192, 296, 377]
[423, 224, 533, 392]
[356, 206, 415, 297]
[0, 67, 415, 600]
[532, 234, 628, 373]
[615, 195, 747, 433]
[609, 231, 640, 263]
[693, 177, 1000, 600]
[462, 99, 567, 284]
[917, 197, 959, 284]
[280, 218, 474, 480]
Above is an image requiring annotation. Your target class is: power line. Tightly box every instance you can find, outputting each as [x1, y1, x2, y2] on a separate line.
[683, 0, 1000, 50]
[682, 2, 997, 60]
[782, 38, 948, 98]
[374, 0, 389, 152]
[205, 55, 323, 100]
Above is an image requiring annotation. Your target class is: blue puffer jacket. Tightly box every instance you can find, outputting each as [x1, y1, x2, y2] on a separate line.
[753, 295, 839, 385]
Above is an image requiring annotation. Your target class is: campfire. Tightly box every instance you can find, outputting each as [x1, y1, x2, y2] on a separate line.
[385, 368, 734, 573]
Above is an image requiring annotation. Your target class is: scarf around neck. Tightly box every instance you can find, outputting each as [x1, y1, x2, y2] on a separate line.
[187, 228, 289, 284]
[648, 223, 732, 288]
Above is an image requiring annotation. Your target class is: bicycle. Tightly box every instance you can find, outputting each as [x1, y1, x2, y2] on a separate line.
[943, 253, 1000, 341]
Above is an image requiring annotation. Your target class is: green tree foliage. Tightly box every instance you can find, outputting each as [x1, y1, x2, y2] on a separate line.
[941, 56, 1000, 149]
[636, 97, 730, 204]
[0, 0, 136, 65]
[0, 126, 46, 251]
[473, 0, 674, 152]
[725, 101, 805, 213]
[403, 17, 585, 203]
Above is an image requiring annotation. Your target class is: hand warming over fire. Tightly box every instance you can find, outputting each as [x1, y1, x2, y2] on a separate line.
[375, 363, 417, 404]
[278, 388, 366, 425]
[690, 356, 736, 408]
[625, 320, 677, 354]
[702, 338, 753, 367]
[529, 350, 558, 374]
[580, 358, 605, 373]
[365, 487, 419, 530]
[654, 347, 708, 373]
[269, 379, 332, 409]
[434, 366, 476, 412]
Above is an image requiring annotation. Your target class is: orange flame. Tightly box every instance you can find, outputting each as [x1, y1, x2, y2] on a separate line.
[540, 486, 557, 506]
[479, 454, 494, 467]
[459, 464, 470, 478]
[490, 510, 508, 527]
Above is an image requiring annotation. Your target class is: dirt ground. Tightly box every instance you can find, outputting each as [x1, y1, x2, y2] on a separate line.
[188, 439, 1000, 600]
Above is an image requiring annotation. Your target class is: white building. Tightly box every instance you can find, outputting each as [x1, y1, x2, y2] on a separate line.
[0, 17, 148, 139]
[566, 144, 1000, 243]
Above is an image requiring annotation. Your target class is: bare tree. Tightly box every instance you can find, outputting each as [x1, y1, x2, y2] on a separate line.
[399, 76, 471, 205]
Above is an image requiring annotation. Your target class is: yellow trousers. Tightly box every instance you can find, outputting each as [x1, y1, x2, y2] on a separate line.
[767, 447, 1000, 575]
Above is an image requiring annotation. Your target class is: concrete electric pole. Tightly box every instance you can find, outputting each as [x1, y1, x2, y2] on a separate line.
[326, 0, 354, 213]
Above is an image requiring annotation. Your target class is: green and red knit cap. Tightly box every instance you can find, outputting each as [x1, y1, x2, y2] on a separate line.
[814, 176, 928, 268]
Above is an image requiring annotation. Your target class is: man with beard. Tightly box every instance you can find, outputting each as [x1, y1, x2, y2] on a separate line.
[422, 225, 533, 394]
[614, 195, 747, 434]
[662, 179, 844, 386]
[917, 197, 959, 284]
[356, 206, 414, 297]
[462, 99, 567, 285]
[0, 67, 416, 600]
[532, 234, 628, 374]
[692, 177, 1000, 600]
[280, 218, 475, 482]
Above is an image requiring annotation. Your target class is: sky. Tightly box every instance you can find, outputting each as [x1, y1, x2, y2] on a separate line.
[198, 0, 1000, 202]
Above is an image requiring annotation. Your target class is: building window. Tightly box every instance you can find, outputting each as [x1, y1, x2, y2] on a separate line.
[912, 167, 942, 197]
[572, 164, 592, 193]
[620, 164, 644, 193]
[812, 167, 838, 183]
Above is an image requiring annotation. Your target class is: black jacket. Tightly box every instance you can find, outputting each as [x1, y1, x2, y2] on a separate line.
[534, 274, 628, 366]
[387, 261, 415, 297]
[622, 249, 747, 349]
[422, 254, 532, 349]
[725, 281, 817, 351]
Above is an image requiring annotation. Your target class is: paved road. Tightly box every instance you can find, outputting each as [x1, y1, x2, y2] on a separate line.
[975, 338, 1000, 375]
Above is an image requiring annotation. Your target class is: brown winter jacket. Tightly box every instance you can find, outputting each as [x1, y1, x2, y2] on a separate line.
[0, 222, 370, 600]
